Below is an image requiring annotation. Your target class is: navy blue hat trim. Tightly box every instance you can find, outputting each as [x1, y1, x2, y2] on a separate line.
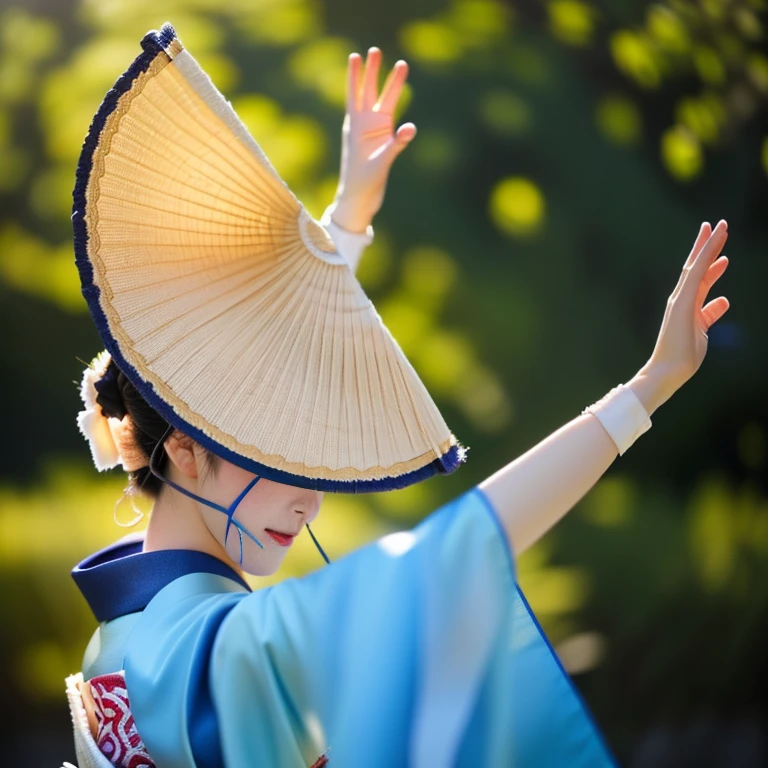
[72, 22, 465, 493]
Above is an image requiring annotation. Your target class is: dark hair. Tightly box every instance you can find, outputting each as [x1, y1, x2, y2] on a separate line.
[93, 358, 218, 497]
[92, 358, 170, 497]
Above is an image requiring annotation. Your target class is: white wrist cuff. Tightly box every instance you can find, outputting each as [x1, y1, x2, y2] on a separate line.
[320, 204, 374, 273]
[582, 384, 652, 456]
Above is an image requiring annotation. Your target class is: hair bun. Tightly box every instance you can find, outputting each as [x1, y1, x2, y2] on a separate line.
[94, 358, 128, 420]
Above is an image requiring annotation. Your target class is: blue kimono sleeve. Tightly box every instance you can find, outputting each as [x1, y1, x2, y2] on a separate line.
[209, 488, 616, 767]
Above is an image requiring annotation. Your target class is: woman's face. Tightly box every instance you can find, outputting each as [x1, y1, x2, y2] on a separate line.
[195, 450, 323, 576]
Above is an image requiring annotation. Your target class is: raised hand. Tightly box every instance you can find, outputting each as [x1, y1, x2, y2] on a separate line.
[330, 48, 416, 233]
[634, 220, 730, 413]
[480, 219, 732, 556]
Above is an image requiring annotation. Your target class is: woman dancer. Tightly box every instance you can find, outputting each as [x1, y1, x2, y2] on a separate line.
[65, 24, 730, 768]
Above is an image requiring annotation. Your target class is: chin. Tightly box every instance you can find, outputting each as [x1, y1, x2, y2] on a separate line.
[241, 554, 285, 578]
[219, 530, 287, 576]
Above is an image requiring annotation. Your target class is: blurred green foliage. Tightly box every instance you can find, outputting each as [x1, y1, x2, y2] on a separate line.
[1, 0, 767, 762]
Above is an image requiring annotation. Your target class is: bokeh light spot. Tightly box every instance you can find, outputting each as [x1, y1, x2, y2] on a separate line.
[289, 38, 353, 107]
[0, 8, 60, 64]
[610, 30, 662, 89]
[231, 95, 325, 186]
[401, 246, 458, 307]
[734, 8, 763, 40]
[375, 482, 433, 521]
[410, 130, 459, 172]
[400, 21, 463, 64]
[0, 226, 84, 312]
[582, 477, 634, 527]
[556, 631, 606, 675]
[447, 0, 512, 47]
[454, 366, 512, 432]
[676, 96, 721, 144]
[0, 58, 34, 104]
[239, 0, 321, 46]
[646, 5, 690, 54]
[747, 52, 768, 93]
[479, 89, 533, 137]
[689, 480, 735, 592]
[519, 566, 589, 615]
[595, 93, 643, 145]
[548, 0, 597, 47]
[694, 46, 726, 85]
[489, 176, 545, 237]
[661, 125, 703, 180]
[378, 295, 433, 355]
[414, 330, 474, 396]
[701, 0, 728, 21]
[505, 45, 552, 86]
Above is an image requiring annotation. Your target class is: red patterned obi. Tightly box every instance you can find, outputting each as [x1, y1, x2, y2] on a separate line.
[81, 671, 329, 767]
[83, 673, 155, 768]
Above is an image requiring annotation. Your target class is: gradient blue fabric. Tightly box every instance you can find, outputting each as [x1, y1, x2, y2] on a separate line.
[121, 488, 615, 766]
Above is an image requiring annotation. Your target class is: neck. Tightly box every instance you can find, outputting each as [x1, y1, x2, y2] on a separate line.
[143, 475, 244, 579]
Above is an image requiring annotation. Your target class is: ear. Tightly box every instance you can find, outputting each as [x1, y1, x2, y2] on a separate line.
[163, 431, 200, 479]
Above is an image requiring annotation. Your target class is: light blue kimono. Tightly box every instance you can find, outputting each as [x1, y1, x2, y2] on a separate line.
[75, 488, 615, 767]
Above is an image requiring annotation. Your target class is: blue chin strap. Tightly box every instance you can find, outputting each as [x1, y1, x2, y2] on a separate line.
[148, 425, 330, 566]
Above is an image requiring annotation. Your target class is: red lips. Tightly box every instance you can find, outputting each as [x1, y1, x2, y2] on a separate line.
[265, 529, 295, 547]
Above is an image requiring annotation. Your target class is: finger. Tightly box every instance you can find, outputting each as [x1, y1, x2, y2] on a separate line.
[347, 53, 362, 113]
[679, 220, 728, 302]
[374, 124, 417, 165]
[688, 219, 728, 282]
[684, 221, 712, 270]
[362, 47, 382, 110]
[395, 122, 417, 143]
[696, 256, 729, 307]
[376, 60, 409, 114]
[701, 296, 730, 330]
[670, 221, 712, 301]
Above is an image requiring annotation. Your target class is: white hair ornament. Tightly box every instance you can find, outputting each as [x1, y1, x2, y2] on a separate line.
[77, 351, 147, 472]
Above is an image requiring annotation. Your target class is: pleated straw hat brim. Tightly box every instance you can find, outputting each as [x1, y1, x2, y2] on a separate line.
[73, 23, 465, 492]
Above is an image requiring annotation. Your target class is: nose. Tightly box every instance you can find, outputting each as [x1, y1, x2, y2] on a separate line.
[298, 491, 323, 524]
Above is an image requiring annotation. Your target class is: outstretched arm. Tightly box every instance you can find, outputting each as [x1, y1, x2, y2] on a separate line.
[480, 221, 731, 557]
[322, 48, 416, 271]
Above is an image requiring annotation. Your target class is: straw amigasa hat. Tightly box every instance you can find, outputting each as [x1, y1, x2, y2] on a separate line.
[73, 23, 464, 493]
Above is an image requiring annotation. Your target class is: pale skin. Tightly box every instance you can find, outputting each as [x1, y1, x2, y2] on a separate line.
[144, 49, 731, 573]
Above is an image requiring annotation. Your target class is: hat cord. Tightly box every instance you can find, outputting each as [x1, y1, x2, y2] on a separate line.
[149, 425, 330, 566]
[306, 524, 330, 564]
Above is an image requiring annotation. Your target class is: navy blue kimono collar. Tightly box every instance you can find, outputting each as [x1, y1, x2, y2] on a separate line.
[72, 533, 251, 623]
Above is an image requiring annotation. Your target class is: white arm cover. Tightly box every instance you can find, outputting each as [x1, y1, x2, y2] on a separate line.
[582, 384, 652, 456]
[320, 204, 374, 273]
